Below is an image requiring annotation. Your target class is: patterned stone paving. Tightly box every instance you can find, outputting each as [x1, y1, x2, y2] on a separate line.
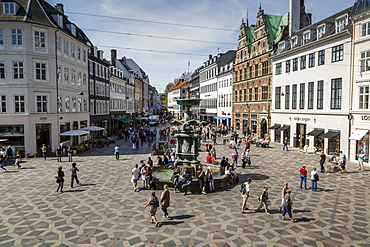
[1, 128, 370, 246]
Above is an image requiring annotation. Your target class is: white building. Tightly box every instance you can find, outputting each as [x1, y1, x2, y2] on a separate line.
[348, 0, 370, 163]
[271, 7, 352, 155]
[167, 80, 188, 119]
[216, 50, 235, 127]
[0, 1, 90, 155]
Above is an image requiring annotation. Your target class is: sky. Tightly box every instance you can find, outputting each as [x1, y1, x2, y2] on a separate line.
[47, 0, 353, 93]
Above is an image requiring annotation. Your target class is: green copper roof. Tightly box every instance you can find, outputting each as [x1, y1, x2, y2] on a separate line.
[263, 13, 289, 47]
[244, 25, 255, 53]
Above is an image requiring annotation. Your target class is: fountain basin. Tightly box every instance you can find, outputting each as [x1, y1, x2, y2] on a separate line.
[176, 99, 202, 106]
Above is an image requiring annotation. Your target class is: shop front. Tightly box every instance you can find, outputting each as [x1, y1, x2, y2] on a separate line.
[0, 125, 25, 155]
[306, 129, 324, 151]
[269, 124, 281, 143]
[321, 130, 341, 155]
[349, 129, 369, 162]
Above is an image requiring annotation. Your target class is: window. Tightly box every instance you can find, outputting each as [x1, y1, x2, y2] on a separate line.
[309, 53, 315, 68]
[14, 95, 25, 113]
[12, 29, 22, 45]
[275, 63, 282, 75]
[254, 64, 258, 77]
[83, 50, 86, 62]
[285, 60, 291, 73]
[77, 98, 82, 112]
[77, 71, 82, 86]
[275, 87, 281, 109]
[293, 58, 298, 71]
[300, 55, 306, 70]
[332, 44, 343, 62]
[34, 31, 45, 51]
[336, 16, 348, 33]
[249, 88, 253, 101]
[291, 37, 298, 48]
[360, 51, 370, 73]
[71, 70, 75, 84]
[254, 87, 259, 101]
[3, 2, 17, 15]
[57, 65, 62, 83]
[302, 32, 310, 45]
[56, 35, 61, 52]
[77, 47, 81, 60]
[71, 43, 75, 58]
[65, 97, 70, 112]
[0, 29, 3, 45]
[72, 97, 76, 112]
[331, 78, 342, 109]
[318, 50, 325, 66]
[0, 95, 6, 113]
[64, 68, 69, 83]
[292, 84, 297, 109]
[13, 61, 24, 79]
[308, 82, 314, 109]
[317, 25, 325, 39]
[83, 73, 87, 86]
[63, 40, 68, 54]
[35, 62, 47, 80]
[36, 95, 47, 113]
[262, 86, 268, 100]
[362, 22, 370, 37]
[359, 86, 369, 109]
[317, 80, 324, 109]
[58, 96, 63, 113]
[299, 83, 305, 109]
[262, 61, 268, 75]
[0, 61, 4, 79]
[285, 85, 290, 109]
[83, 98, 87, 112]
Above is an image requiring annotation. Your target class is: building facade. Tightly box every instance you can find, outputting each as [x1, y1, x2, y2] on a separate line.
[0, 1, 90, 155]
[349, 0, 370, 162]
[271, 7, 352, 155]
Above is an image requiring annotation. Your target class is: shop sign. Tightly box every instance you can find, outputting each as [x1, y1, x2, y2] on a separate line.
[361, 115, 370, 121]
[293, 117, 310, 122]
[40, 117, 47, 120]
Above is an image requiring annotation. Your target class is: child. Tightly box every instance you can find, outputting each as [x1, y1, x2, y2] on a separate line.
[70, 163, 80, 188]
[257, 186, 270, 214]
[15, 151, 21, 169]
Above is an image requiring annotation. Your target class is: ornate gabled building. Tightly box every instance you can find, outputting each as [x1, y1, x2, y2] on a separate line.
[233, 0, 310, 138]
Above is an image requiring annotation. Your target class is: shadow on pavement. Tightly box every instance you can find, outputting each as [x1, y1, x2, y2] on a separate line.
[296, 217, 315, 222]
[239, 173, 270, 181]
[170, 214, 195, 220]
[20, 167, 36, 169]
[160, 221, 184, 225]
[65, 189, 85, 192]
[79, 183, 96, 186]
[318, 189, 334, 192]
[293, 209, 312, 213]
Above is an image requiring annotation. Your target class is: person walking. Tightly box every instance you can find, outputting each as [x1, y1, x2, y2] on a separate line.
[15, 151, 21, 169]
[279, 182, 289, 212]
[160, 184, 170, 218]
[56, 146, 63, 162]
[70, 162, 80, 188]
[0, 155, 6, 172]
[6, 146, 13, 160]
[141, 165, 148, 189]
[281, 189, 297, 222]
[299, 165, 307, 190]
[319, 151, 326, 173]
[339, 151, 347, 173]
[257, 186, 270, 214]
[283, 137, 289, 151]
[41, 144, 47, 160]
[310, 167, 319, 191]
[358, 150, 365, 171]
[144, 191, 160, 227]
[56, 166, 65, 193]
[231, 149, 239, 167]
[241, 178, 252, 213]
[131, 164, 140, 192]
[114, 145, 120, 160]
[67, 146, 73, 162]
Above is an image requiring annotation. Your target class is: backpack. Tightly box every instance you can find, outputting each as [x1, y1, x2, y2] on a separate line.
[314, 173, 319, 181]
[240, 183, 246, 194]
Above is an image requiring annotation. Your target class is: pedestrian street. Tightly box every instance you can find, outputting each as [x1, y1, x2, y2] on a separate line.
[0, 134, 369, 246]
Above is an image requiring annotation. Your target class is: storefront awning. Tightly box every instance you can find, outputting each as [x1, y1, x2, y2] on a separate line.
[320, 131, 340, 139]
[276, 125, 290, 132]
[117, 118, 133, 123]
[349, 129, 368, 140]
[268, 124, 281, 129]
[306, 129, 324, 137]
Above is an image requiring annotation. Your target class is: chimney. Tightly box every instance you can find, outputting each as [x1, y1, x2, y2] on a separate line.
[111, 49, 117, 67]
[55, 4, 64, 14]
[121, 56, 126, 65]
[289, 0, 301, 36]
[208, 54, 212, 60]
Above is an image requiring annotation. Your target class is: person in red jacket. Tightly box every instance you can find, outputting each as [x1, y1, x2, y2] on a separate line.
[299, 165, 308, 190]
[206, 152, 212, 163]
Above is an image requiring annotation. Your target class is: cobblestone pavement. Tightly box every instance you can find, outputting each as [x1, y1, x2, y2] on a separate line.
[1, 129, 370, 246]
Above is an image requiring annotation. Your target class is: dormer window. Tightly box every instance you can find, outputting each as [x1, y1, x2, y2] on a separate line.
[335, 15, 348, 33]
[66, 24, 76, 36]
[52, 14, 63, 27]
[278, 41, 285, 53]
[317, 25, 325, 39]
[3, 2, 19, 15]
[302, 31, 310, 45]
[291, 37, 298, 48]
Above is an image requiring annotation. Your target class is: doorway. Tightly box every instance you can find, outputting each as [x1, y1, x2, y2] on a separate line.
[36, 124, 51, 149]
[295, 123, 306, 148]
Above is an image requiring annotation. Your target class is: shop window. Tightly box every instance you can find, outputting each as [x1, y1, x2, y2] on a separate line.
[357, 132, 369, 162]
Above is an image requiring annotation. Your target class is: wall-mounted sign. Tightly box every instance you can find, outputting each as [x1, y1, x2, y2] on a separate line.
[361, 115, 370, 121]
[40, 117, 47, 120]
[293, 117, 310, 122]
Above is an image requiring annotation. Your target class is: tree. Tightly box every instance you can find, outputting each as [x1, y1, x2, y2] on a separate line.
[164, 82, 174, 106]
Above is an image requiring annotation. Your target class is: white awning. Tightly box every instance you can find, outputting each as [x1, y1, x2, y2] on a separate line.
[349, 129, 368, 140]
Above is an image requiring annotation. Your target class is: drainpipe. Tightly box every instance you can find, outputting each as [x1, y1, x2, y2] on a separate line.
[55, 30, 60, 152]
[346, 24, 353, 161]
